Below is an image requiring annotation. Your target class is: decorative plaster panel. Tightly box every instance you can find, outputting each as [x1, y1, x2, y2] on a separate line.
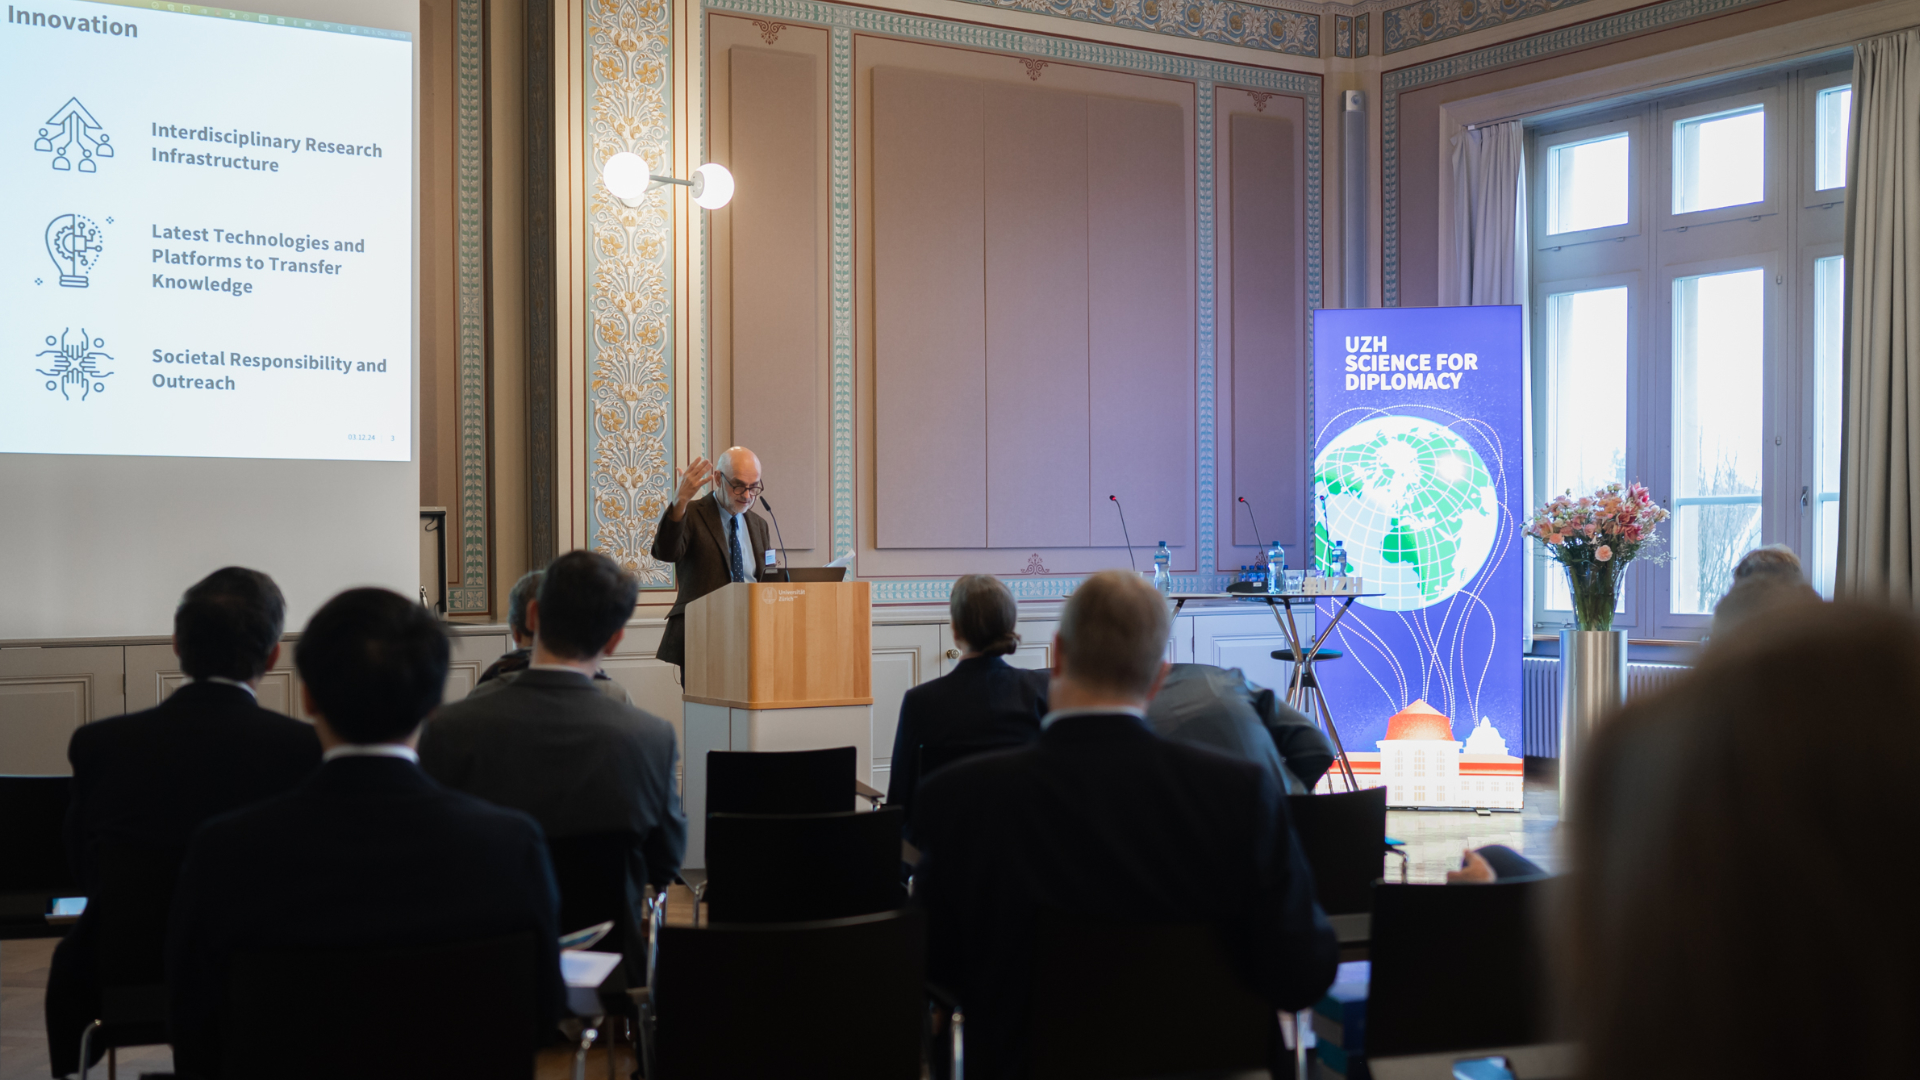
[1383, 0, 1600, 55]
[449, 0, 492, 614]
[586, 0, 677, 586]
[945, 0, 1321, 57]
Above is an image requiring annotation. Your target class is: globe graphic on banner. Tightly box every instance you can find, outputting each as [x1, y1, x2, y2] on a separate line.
[1314, 416, 1499, 612]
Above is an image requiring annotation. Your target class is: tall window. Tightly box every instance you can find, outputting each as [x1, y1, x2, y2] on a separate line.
[1670, 268, 1765, 613]
[1549, 134, 1630, 234]
[1813, 255, 1845, 595]
[1530, 65, 1848, 639]
[1815, 87, 1852, 191]
[1673, 106, 1765, 213]
[1544, 287, 1629, 610]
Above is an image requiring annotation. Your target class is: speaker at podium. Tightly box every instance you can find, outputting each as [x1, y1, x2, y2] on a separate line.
[680, 581, 873, 867]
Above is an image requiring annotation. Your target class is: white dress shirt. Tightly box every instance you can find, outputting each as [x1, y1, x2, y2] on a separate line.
[1040, 705, 1147, 730]
[322, 744, 421, 764]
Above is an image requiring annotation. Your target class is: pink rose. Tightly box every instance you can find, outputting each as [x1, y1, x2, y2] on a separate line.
[1595, 545, 1612, 562]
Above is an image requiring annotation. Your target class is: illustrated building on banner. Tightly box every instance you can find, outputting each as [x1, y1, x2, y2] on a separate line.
[1314, 699, 1523, 809]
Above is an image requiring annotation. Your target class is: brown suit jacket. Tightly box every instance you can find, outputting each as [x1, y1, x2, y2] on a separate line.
[649, 494, 774, 666]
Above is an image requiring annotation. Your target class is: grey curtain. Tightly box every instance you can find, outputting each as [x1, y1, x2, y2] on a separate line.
[1838, 29, 1920, 603]
[1448, 120, 1527, 306]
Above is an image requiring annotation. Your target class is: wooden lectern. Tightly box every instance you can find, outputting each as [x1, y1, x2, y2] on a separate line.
[680, 581, 872, 867]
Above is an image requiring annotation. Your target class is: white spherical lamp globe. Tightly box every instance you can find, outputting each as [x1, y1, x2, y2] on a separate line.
[602, 152, 652, 203]
[691, 162, 735, 209]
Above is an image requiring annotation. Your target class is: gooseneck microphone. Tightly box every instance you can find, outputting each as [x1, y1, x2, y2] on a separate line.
[1109, 495, 1138, 573]
[756, 493, 791, 583]
[1238, 496, 1267, 550]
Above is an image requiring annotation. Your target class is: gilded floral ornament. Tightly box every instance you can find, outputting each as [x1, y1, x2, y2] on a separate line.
[586, 0, 674, 585]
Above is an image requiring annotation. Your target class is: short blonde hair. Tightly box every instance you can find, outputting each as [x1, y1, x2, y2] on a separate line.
[1057, 570, 1170, 698]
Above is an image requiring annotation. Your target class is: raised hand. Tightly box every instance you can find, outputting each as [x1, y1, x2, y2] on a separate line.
[675, 457, 716, 506]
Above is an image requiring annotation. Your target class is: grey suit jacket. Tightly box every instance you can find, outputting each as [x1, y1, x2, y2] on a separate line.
[420, 669, 687, 887]
[647, 493, 773, 667]
[1146, 663, 1336, 794]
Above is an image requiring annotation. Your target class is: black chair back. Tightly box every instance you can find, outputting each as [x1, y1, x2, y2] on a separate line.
[705, 808, 905, 923]
[1367, 881, 1550, 1059]
[707, 747, 854, 815]
[1026, 911, 1273, 1079]
[0, 775, 78, 937]
[1287, 787, 1388, 915]
[546, 831, 647, 982]
[88, 838, 184, 1047]
[652, 909, 924, 1080]
[223, 931, 545, 1080]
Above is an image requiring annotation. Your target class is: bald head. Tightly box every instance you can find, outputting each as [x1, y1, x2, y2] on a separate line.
[714, 446, 762, 515]
[1052, 569, 1172, 703]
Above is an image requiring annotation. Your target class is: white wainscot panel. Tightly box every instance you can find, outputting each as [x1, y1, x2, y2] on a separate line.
[871, 623, 940, 794]
[1189, 607, 1308, 696]
[0, 645, 126, 774]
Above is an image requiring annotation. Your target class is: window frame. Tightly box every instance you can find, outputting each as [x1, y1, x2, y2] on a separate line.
[1651, 252, 1780, 632]
[1802, 68, 1853, 203]
[1657, 84, 1782, 233]
[1531, 271, 1643, 632]
[1531, 115, 1642, 248]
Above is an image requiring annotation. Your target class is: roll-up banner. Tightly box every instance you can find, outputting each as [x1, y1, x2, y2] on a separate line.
[1309, 306, 1526, 809]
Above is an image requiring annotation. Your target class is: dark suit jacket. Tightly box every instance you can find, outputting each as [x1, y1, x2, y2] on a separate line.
[1146, 664, 1337, 794]
[167, 757, 563, 1077]
[64, 681, 322, 887]
[885, 656, 1047, 831]
[647, 493, 773, 667]
[48, 682, 320, 1074]
[914, 713, 1338, 1079]
[420, 669, 687, 890]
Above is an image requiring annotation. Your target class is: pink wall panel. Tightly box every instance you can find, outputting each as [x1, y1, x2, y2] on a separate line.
[729, 48, 820, 547]
[1088, 96, 1193, 555]
[1229, 112, 1307, 557]
[873, 68, 988, 548]
[984, 84, 1090, 549]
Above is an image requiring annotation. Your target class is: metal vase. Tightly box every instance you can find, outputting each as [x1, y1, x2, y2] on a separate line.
[1558, 629, 1628, 819]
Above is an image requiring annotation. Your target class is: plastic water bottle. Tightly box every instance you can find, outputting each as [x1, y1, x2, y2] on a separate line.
[1331, 540, 1350, 578]
[1266, 542, 1286, 594]
[1153, 541, 1173, 595]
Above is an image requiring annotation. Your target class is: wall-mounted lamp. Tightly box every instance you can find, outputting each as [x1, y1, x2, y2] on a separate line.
[602, 152, 735, 210]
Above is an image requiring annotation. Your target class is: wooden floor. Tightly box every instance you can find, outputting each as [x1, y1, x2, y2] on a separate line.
[1, 772, 1560, 1080]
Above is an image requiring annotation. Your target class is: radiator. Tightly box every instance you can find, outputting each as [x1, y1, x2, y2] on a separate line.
[1521, 657, 1692, 757]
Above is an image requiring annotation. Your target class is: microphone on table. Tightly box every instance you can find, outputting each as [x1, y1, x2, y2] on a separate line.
[756, 493, 791, 583]
[1238, 496, 1267, 550]
[1109, 495, 1138, 573]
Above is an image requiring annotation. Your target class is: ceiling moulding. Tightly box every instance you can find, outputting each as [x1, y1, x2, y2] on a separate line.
[940, 0, 1323, 57]
[1383, 0, 1613, 54]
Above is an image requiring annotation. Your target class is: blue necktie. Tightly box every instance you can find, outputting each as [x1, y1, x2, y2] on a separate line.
[729, 514, 746, 583]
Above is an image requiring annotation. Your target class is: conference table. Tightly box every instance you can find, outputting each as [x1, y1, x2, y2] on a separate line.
[1167, 590, 1385, 791]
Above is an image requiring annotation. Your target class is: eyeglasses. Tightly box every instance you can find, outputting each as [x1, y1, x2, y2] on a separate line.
[719, 476, 764, 497]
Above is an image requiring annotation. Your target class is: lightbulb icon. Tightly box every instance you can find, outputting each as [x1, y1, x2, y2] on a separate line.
[45, 213, 104, 288]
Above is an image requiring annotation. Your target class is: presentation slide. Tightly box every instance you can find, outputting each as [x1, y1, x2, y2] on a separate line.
[1, 0, 411, 461]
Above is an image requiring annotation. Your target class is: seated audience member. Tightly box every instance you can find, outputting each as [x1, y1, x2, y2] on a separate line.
[48, 568, 320, 1079]
[421, 551, 686, 927]
[1710, 544, 1820, 638]
[914, 570, 1338, 1077]
[886, 574, 1047, 825]
[1564, 600, 1912, 1080]
[168, 588, 562, 1077]
[1146, 663, 1336, 793]
[471, 568, 631, 704]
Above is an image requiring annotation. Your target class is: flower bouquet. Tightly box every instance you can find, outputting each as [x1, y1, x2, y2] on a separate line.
[1527, 481, 1670, 631]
